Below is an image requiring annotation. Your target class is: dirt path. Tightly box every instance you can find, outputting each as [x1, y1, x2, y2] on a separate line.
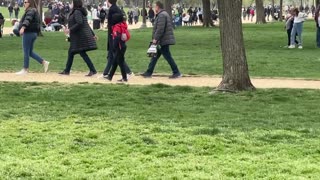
[1, 72, 320, 89]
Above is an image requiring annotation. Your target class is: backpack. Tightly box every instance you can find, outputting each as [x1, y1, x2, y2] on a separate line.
[113, 22, 130, 42]
[100, 9, 106, 19]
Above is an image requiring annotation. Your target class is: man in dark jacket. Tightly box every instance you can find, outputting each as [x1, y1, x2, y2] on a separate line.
[141, 1, 181, 79]
[103, 0, 132, 77]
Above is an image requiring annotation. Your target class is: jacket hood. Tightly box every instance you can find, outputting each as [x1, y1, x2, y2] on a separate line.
[112, 13, 124, 24]
[74, 7, 87, 16]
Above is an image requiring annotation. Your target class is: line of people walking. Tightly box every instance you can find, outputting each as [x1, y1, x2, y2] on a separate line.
[15, 0, 182, 82]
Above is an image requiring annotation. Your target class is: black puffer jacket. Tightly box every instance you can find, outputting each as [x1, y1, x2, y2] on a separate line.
[68, 8, 97, 53]
[19, 8, 40, 33]
[153, 10, 175, 46]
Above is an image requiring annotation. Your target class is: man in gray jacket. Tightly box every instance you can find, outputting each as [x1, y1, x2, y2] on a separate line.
[141, 1, 181, 79]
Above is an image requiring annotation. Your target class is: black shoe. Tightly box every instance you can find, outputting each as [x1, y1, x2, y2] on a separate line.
[86, 71, 97, 77]
[59, 71, 70, 75]
[117, 79, 128, 83]
[169, 73, 182, 79]
[104, 76, 112, 81]
[140, 72, 152, 78]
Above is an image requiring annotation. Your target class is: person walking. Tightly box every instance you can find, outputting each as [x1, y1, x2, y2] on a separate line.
[148, 7, 155, 25]
[141, 1, 182, 79]
[14, 4, 20, 19]
[59, 0, 97, 76]
[16, 0, 49, 75]
[104, 13, 129, 82]
[315, 5, 320, 48]
[288, 8, 307, 49]
[8, 3, 13, 20]
[102, 0, 132, 78]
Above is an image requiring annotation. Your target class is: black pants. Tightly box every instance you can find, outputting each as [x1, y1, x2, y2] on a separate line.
[287, 29, 298, 46]
[109, 47, 127, 80]
[103, 35, 131, 75]
[146, 45, 180, 75]
[64, 50, 96, 73]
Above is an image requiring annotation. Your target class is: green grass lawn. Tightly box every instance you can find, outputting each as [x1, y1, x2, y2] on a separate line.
[0, 82, 320, 178]
[1, 21, 320, 78]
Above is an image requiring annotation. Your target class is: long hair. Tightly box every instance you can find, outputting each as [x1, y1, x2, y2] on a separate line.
[27, 0, 38, 9]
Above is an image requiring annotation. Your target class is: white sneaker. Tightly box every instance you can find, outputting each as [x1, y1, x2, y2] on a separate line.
[43, 61, 50, 73]
[288, 45, 296, 49]
[298, 45, 303, 49]
[15, 69, 28, 75]
[127, 72, 135, 79]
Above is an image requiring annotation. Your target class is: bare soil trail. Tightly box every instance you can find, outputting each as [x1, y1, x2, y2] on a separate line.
[1, 72, 320, 89]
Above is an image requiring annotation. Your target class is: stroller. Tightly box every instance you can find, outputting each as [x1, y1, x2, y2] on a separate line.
[0, 13, 5, 38]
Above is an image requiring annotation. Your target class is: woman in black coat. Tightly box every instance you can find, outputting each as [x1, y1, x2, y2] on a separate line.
[59, 0, 97, 76]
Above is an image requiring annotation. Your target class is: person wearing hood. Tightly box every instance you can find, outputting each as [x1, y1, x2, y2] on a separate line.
[16, 0, 50, 75]
[59, 0, 98, 76]
[102, 0, 132, 78]
[104, 13, 129, 82]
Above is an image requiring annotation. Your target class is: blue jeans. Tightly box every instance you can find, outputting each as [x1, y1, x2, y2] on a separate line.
[23, 32, 43, 69]
[317, 27, 320, 48]
[291, 22, 303, 46]
[146, 45, 180, 75]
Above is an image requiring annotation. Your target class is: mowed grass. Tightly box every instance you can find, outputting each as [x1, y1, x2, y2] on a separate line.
[1, 21, 320, 78]
[0, 82, 320, 178]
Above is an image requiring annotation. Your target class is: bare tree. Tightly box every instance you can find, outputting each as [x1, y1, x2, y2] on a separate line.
[202, 0, 214, 27]
[216, 0, 255, 91]
[35, 0, 43, 36]
[271, 0, 275, 20]
[164, 0, 173, 19]
[279, 0, 283, 22]
[255, 0, 266, 24]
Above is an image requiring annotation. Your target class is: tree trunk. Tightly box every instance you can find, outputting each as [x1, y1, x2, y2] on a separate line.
[317, 0, 320, 7]
[36, 0, 43, 36]
[271, 0, 275, 20]
[255, 0, 266, 24]
[140, 0, 147, 28]
[202, 0, 214, 27]
[279, 0, 283, 22]
[164, 0, 173, 20]
[216, 0, 255, 92]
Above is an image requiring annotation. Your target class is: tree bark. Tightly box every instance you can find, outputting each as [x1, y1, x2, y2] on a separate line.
[216, 0, 255, 92]
[255, 0, 266, 24]
[36, 0, 43, 36]
[271, 0, 275, 20]
[164, 0, 173, 20]
[279, 0, 283, 22]
[202, 0, 214, 27]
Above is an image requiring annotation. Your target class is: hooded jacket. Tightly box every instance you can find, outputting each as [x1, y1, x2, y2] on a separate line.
[112, 13, 127, 50]
[68, 8, 97, 53]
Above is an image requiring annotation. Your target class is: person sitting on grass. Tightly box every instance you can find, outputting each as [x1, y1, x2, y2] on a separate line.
[11, 19, 20, 37]
[288, 8, 308, 49]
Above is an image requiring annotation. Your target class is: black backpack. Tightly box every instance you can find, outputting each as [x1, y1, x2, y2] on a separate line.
[100, 9, 106, 19]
